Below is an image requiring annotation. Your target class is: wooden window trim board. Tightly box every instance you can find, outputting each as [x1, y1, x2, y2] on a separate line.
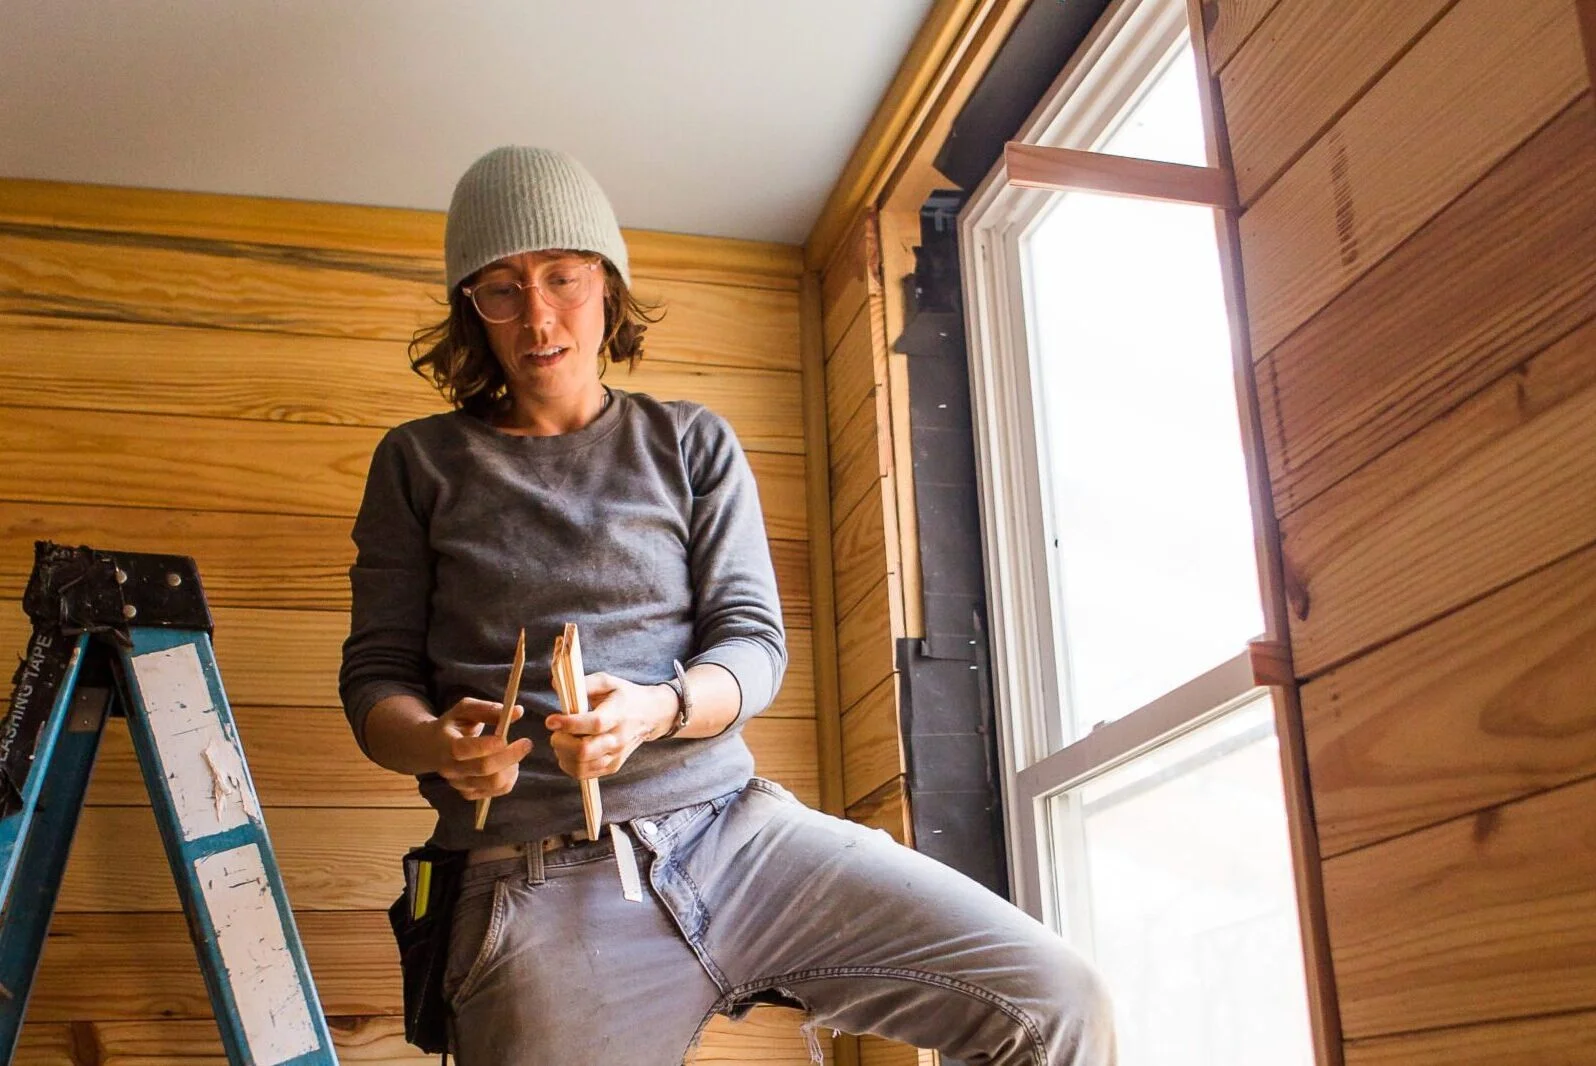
[1001, 142, 1238, 207]
[1187, 2, 1343, 1058]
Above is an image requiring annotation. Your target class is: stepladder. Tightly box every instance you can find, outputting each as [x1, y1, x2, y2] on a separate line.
[0, 542, 340, 1066]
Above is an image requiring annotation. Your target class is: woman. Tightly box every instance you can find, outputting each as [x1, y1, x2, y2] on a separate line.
[340, 146, 1113, 1065]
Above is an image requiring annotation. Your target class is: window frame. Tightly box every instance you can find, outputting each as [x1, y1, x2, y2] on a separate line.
[956, 1, 1341, 1061]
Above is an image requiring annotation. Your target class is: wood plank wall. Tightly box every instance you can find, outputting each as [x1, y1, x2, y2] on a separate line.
[0, 179, 832, 1064]
[1208, 0, 1596, 1058]
[816, 215, 931, 1066]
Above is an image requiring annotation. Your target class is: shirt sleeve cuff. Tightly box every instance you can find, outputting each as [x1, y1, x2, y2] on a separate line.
[687, 636, 786, 725]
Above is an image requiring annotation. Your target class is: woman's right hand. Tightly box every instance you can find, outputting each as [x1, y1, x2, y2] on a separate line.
[431, 697, 534, 801]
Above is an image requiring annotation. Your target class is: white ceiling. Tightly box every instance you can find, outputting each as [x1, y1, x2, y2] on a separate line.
[0, 0, 936, 244]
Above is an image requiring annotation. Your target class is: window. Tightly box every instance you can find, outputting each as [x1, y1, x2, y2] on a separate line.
[960, 0, 1316, 1062]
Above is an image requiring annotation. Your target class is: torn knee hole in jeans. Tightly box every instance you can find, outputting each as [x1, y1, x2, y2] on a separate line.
[726, 988, 832, 1066]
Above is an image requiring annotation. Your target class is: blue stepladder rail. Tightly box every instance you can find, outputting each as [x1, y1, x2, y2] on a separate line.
[0, 542, 339, 1066]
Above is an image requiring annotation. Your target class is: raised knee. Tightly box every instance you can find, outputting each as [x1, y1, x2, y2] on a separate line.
[1029, 940, 1115, 1065]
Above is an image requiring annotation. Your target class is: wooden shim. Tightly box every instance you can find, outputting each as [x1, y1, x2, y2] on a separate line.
[1239, 0, 1587, 359]
[0, 316, 807, 453]
[836, 577, 897, 713]
[0, 408, 809, 538]
[58, 806, 434, 912]
[1203, 0, 1287, 74]
[1283, 317, 1596, 678]
[1323, 773, 1596, 1038]
[1259, 98, 1596, 517]
[0, 231, 801, 372]
[1247, 638, 1294, 687]
[1303, 540, 1596, 858]
[0, 179, 805, 289]
[1003, 143, 1237, 208]
[845, 775, 914, 848]
[1343, 1010, 1596, 1066]
[15, 1009, 830, 1065]
[833, 482, 893, 622]
[1221, 0, 1454, 205]
[841, 675, 905, 809]
[0, 501, 813, 624]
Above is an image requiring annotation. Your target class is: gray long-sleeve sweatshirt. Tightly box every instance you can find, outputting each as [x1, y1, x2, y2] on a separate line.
[338, 388, 787, 850]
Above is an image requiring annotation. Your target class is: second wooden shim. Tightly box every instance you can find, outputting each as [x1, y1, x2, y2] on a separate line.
[552, 623, 604, 840]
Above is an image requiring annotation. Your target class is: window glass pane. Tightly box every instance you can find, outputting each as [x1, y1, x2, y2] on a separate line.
[1023, 63, 1262, 740]
[1047, 698, 1313, 1066]
[1096, 44, 1206, 165]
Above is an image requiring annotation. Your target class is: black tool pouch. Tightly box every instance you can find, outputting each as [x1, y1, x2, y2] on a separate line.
[389, 844, 468, 1055]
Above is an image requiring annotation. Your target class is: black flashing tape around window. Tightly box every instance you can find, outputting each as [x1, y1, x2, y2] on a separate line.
[934, 0, 1115, 191]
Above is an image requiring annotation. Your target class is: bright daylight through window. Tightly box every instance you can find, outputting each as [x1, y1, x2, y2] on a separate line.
[961, 1, 1316, 1062]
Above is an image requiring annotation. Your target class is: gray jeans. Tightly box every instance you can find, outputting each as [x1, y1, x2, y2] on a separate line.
[443, 778, 1115, 1065]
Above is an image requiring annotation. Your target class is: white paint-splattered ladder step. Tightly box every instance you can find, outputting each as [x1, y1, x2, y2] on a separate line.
[0, 542, 338, 1066]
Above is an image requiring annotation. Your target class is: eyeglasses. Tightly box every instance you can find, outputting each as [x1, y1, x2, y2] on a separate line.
[461, 259, 600, 323]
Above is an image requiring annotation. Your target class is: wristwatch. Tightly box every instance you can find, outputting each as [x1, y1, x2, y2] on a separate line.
[659, 659, 693, 739]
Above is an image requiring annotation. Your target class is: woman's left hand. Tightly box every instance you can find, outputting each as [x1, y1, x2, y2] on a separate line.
[545, 672, 676, 780]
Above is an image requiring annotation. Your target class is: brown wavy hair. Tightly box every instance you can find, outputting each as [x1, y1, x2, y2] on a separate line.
[409, 255, 662, 418]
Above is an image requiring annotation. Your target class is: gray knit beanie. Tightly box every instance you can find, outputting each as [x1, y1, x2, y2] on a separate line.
[444, 146, 630, 291]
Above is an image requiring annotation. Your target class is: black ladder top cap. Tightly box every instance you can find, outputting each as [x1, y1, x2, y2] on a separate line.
[22, 542, 212, 635]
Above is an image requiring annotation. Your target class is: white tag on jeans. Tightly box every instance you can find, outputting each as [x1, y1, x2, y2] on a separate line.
[610, 823, 644, 903]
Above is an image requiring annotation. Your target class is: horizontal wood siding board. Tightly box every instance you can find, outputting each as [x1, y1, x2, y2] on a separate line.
[0, 408, 809, 539]
[845, 774, 913, 847]
[78, 710, 814, 812]
[1342, 1010, 1596, 1066]
[1323, 773, 1596, 1038]
[835, 576, 897, 713]
[1303, 540, 1596, 859]
[1258, 97, 1596, 518]
[0, 606, 816, 718]
[83, 709, 424, 809]
[0, 179, 804, 289]
[1204, 0, 1288, 74]
[14, 1009, 830, 1065]
[825, 307, 886, 440]
[1282, 315, 1596, 678]
[1238, 0, 1587, 360]
[63, 722, 819, 913]
[0, 501, 814, 623]
[0, 316, 806, 453]
[0, 232, 801, 372]
[841, 674, 904, 808]
[833, 484, 893, 622]
[59, 806, 434, 912]
[33, 911, 402, 1020]
[1221, 0, 1456, 205]
[829, 387, 891, 535]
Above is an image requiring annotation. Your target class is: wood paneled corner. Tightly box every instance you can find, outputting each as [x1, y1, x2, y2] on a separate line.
[0, 179, 824, 1061]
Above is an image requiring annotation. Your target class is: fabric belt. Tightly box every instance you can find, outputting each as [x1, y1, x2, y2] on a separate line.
[467, 829, 596, 866]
